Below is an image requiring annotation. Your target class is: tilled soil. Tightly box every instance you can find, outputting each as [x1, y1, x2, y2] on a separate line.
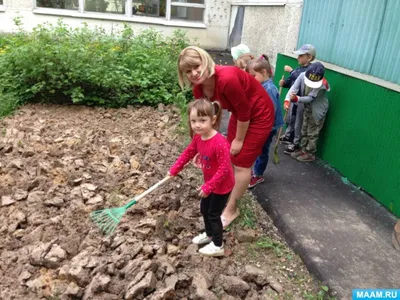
[0, 104, 319, 300]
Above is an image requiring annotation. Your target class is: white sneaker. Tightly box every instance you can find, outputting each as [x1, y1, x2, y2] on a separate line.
[198, 242, 224, 257]
[192, 232, 212, 245]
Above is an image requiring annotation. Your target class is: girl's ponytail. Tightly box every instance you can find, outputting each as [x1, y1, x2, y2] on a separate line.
[212, 101, 222, 130]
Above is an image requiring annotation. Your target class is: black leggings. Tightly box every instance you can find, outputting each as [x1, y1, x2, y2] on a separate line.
[200, 192, 230, 247]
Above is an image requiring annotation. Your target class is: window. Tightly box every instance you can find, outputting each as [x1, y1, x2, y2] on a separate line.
[34, 0, 206, 23]
[85, 0, 124, 14]
[170, 1, 204, 21]
[37, 0, 78, 10]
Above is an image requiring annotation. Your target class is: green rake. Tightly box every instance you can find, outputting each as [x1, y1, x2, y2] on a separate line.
[90, 176, 171, 236]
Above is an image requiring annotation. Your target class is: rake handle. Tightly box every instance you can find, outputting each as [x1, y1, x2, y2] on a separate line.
[274, 75, 286, 151]
[125, 175, 171, 209]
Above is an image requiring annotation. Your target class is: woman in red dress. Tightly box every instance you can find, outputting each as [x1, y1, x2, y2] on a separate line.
[177, 46, 275, 227]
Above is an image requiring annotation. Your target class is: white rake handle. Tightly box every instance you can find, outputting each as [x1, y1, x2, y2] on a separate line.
[134, 175, 171, 202]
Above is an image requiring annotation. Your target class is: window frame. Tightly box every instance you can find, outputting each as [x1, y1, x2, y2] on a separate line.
[32, 0, 207, 28]
[231, 0, 287, 5]
[0, 0, 5, 12]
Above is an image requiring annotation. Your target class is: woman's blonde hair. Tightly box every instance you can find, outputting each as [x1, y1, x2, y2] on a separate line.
[177, 46, 216, 89]
[235, 53, 255, 70]
[187, 99, 222, 138]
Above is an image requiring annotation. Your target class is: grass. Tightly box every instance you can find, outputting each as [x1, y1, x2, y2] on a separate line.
[255, 236, 291, 258]
[237, 193, 257, 228]
[303, 285, 336, 300]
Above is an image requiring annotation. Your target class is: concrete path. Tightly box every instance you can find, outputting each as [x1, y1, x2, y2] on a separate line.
[251, 145, 400, 299]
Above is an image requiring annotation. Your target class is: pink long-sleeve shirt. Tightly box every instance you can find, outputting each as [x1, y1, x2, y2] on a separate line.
[169, 133, 234, 195]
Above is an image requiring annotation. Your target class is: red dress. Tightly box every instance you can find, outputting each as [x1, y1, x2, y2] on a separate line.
[193, 66, 275, 168]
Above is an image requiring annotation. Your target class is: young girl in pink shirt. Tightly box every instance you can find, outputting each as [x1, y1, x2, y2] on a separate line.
[168, 99, 234, 257]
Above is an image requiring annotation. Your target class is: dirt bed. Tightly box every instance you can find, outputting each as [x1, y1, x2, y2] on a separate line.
[0, 104, 321, 300]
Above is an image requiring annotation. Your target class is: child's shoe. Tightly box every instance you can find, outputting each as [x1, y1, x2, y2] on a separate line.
[284, 143, 300, 155]
[248, 175, 264, 189]
[279, 135, 291, 145]
[198, 242, 224, 257]
[192, 232, 212, 245]
[291, 149, 305, 159]
[297, 152, 315, 162]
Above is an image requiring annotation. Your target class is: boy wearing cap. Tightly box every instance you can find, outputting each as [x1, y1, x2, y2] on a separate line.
[284, 62, 329, 162]
[279, 44, 316, 154]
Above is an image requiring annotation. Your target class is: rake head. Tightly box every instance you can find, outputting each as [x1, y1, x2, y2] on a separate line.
[90, 206, 126, 236]
[273, 147, 280, 164]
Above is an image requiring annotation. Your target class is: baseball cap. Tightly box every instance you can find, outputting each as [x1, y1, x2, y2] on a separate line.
[231, 44, 251, 60]
[304, 62, 325, 89]
[294, 44, 316, 57]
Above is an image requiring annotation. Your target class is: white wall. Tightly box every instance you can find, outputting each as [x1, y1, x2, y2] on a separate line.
[229, 0, 303, 67]
[0, 0, 232, 49]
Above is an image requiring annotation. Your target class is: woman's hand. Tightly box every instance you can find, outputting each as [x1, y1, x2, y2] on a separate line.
[230, 138, 244, 156]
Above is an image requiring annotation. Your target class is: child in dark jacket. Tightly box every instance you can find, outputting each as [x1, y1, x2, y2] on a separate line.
[285, 62, 329, 162]
[279, 44, 316, 155]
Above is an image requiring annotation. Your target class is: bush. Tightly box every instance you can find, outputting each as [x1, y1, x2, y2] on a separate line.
[0, 18, 192, 115]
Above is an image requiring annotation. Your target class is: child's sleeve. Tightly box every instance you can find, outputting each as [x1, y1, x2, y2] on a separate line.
[298, 87, 320, 103]
[201, 140, 232, 195]
[169, 137, 198, 176]
[285, 75, 301, 101]
[282, 69, 298, 88]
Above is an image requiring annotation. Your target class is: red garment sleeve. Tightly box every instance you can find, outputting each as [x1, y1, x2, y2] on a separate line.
[201, 140, 232, 195]
[169, 137, 198, 176]
[220, 74, 251, 122]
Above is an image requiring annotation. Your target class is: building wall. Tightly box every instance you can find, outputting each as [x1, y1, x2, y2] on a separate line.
[229, 0, 303, 67]
[0, 0, 232, 49]
[275, 53, 400, 218]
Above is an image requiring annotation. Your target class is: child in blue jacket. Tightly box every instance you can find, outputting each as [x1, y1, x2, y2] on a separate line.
[245, 55, 284, 188]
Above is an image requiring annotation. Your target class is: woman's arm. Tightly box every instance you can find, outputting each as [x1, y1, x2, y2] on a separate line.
[231, 120, 250, 155]
[235, 120, 250, 142]
[219, 71, 252, 154]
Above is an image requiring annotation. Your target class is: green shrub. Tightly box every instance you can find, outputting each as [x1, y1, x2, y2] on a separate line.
[0, 18, 193, 115]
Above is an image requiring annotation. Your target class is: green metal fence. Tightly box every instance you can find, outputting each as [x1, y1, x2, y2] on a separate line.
[298, 0, 400, 85]
[275, 53, 400, 217]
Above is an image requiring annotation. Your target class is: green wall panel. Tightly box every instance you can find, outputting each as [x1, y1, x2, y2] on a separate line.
[274, 53, 400, 217]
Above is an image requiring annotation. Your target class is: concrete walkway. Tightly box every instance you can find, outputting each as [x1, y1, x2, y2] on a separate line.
[251, 145, 400, 299]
